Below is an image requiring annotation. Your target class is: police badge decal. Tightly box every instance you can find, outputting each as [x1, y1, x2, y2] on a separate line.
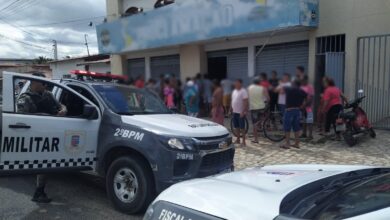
[64, 131, 86, 156]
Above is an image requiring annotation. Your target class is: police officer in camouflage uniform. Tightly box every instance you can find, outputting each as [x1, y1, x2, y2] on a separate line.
[17, 73, 67, 203]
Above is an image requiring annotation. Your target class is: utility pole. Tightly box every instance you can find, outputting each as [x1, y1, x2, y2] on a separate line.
[84, 34, 90, 56]
[52, 40, 58, 60]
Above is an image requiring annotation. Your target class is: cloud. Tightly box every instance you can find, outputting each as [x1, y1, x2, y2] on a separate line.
[0, 0, 106, 59]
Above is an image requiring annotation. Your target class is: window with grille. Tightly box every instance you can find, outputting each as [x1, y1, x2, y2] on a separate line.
[316, 34, 345, 54]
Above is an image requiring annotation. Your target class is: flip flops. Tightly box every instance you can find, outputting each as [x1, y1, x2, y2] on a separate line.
[280, 145, 290, 149]
[290, 144, 300, 149]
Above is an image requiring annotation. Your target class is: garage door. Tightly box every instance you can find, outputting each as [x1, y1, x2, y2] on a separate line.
[208, 48, 249, 85]
[256, 41, 309, 77]
[127, 58, 145, 78]
[150, 55, 180, 79]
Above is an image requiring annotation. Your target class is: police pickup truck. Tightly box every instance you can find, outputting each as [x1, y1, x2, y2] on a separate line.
[0, 71, 234, 214]
[145, 165, 390, 220]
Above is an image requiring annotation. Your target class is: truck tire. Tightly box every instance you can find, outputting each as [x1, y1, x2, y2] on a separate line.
[106, 156, 154, 214]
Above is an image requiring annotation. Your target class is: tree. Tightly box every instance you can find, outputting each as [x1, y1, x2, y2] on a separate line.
[33, 56, 53, 64]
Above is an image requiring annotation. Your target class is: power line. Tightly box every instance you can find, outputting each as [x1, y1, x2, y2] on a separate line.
[2, 0, 32, 16]
[0, 14, 98, 46]
[0, 16, 39, 38]
[0, 33, 52, 53]
[20, 16, 107, 27]
[0, 0, 21, 13]
[2, 0, 39, 17]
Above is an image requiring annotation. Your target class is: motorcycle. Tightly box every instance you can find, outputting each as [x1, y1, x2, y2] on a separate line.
[336, 90, 376, 147]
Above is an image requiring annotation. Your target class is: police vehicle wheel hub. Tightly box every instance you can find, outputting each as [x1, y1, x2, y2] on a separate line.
[113, 168, 139, 203]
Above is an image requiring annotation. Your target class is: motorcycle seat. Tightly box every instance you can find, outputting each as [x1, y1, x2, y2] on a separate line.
[340, 111, 356, 120]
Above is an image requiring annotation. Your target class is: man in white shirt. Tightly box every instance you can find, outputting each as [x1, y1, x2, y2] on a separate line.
[231, 79, 249, 146]
[276, 73, 292, 116]
[248, 77, 269, 144]
[221, 78, 233, 117]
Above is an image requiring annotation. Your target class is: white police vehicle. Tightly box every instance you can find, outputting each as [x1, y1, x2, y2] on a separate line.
[144, 165, 390, 220]
[0, 71, 234, 213]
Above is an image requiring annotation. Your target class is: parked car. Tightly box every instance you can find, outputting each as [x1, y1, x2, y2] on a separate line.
[0, 71, 235, 214]
[144, 165, 390, 220]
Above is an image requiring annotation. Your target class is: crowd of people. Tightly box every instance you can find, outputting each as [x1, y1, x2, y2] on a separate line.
[129, 66, 347, 148]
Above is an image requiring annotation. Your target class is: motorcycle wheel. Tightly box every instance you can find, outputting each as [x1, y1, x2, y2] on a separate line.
[369, 128, 376, 138]
[343, 131, 357, 147]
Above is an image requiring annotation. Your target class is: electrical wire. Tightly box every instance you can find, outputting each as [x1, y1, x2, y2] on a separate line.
[2, 0, 39, 17]
[1, 0, 33, 16]
[0, 33, 52, 52]
[0, 0, 21, 13]
[0, 2, 107, 57]
[0, 16, 98, 46]
[0, 16, 39, 38]
[20, 16, 107, 27]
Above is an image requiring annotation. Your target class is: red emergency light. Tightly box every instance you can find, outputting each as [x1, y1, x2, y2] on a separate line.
[70, 70, 129, 81]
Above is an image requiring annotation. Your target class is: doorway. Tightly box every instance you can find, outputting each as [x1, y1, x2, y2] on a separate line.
[314, 54, 326, 115]
[208, 57, 227, 80]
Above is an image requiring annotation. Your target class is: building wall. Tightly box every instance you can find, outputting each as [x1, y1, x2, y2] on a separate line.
[51, 59, 83, 79]
[0, 60, 34, 65]
[116, 31, 311, 81]
[0, 66, 52, 78]
[50, 60, 111, 79]
[105, 0, 390, 98]
[308, 0, 390, 98]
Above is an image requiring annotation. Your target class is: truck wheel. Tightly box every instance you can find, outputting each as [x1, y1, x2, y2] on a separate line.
[106, 156, 154, 214]
[343, 131, 357, 147]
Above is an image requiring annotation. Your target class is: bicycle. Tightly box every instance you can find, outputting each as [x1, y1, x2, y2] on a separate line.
[251, 104, 285, 143]
[262, 110, 285, 142]
[229, 105, 285, 142]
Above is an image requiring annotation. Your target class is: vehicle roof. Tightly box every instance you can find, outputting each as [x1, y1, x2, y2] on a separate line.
[154, 164, 380, 220]
[59, 78, 138, 89]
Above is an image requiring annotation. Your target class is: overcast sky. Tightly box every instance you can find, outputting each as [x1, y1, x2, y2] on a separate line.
[0, 0, 106, 59]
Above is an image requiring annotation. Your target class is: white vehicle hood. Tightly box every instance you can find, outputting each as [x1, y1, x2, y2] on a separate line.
[121, 114, 229, 137]
[155, 164, 374, 220]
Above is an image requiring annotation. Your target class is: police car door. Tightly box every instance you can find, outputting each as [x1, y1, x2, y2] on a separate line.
[0, 72, 100, 173]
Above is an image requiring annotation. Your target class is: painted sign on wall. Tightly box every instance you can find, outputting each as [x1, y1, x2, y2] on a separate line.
[97, 0, 318, 54]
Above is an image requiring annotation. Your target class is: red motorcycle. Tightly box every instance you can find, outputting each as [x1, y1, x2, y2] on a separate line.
[336, 94, 376, 146]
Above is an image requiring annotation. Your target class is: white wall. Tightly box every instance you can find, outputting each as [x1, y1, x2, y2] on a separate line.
[50, 60, 110, 79]
[0, 60, 34, 65]
[50, 59, 82, 79]
[89, 63, 111, 74]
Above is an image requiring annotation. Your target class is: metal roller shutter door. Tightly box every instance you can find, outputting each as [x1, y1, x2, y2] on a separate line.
[256, 41, 309, 77]
[150, 55, 180, 79]
[127, 58, 145, 78]
[208, 48, 249, 85]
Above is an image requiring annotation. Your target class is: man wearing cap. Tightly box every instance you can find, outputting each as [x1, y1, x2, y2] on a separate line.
[17, 72, 67, 203]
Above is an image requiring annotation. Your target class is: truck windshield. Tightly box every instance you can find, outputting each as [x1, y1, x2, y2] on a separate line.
[92, 84, 171, 115]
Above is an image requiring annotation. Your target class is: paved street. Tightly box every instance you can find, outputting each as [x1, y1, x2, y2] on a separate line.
[234, 130, 390, 170]
[0, 173, 141, 220]
[1, 130, 389, 220]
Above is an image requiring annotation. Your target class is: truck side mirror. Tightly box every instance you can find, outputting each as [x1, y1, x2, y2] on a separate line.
[82, 104, 98, 120]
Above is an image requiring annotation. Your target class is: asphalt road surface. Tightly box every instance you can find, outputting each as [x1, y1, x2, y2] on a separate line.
[0, 173, 143, 220]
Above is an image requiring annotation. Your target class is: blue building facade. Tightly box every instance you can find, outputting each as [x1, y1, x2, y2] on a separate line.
[97, 0, 318, 54]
